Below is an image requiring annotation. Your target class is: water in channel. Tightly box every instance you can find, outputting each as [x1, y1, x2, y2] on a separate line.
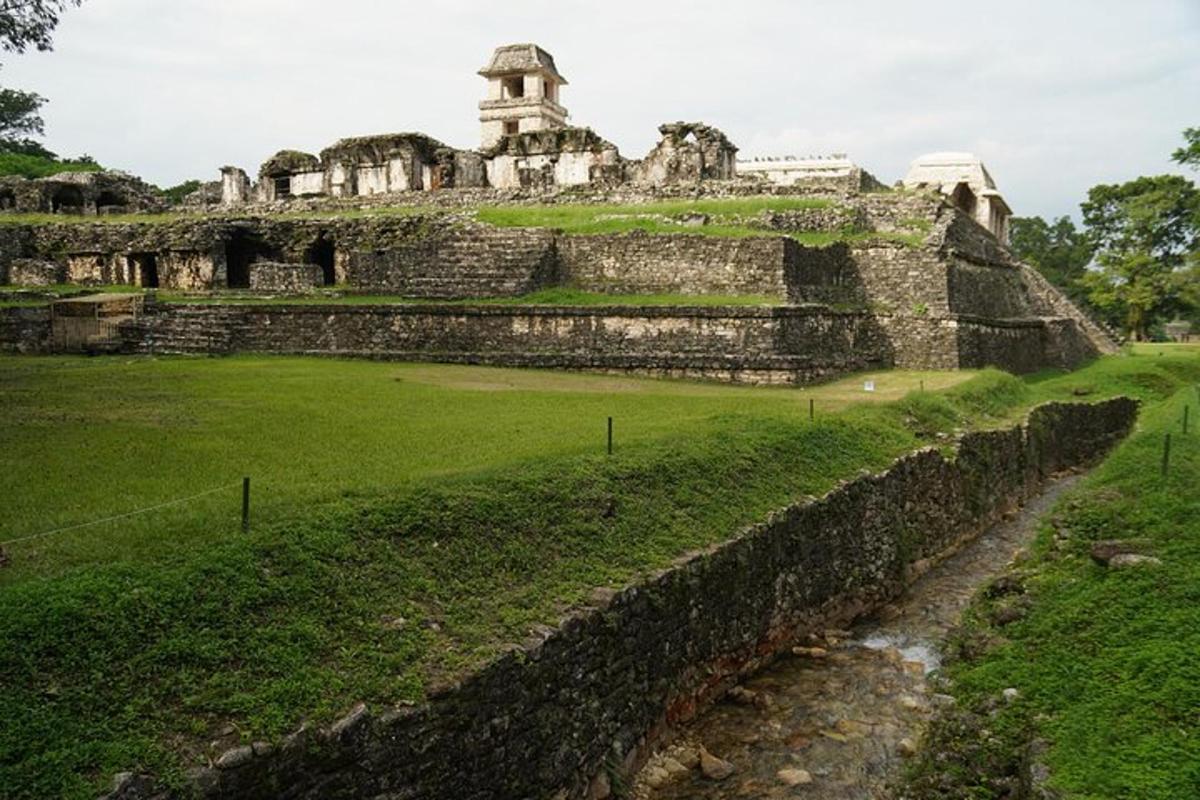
[635, 477, 1076, 800]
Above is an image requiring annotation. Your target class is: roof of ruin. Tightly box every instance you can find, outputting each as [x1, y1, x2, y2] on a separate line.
[319, 133, 453, 166]
[478, 43, 567, 84]
[259, 150, 321, 179]
[903, 152, 998, 191]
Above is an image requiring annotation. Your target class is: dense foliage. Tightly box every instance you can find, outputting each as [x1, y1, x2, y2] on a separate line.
[1011, 129, 1200, 340]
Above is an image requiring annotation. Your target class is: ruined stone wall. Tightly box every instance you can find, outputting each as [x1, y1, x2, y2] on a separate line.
[849, 242, 950, 314]
[557, 233, 791, 298]
[119, 303, 891, 385]
[341, 224, 559, 298]
[0, 306, 50, 353]
[104, 397, 1137, 800]
[248, 263, 323, 292]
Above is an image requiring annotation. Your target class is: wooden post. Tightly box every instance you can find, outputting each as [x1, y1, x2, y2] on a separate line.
[1184, 405, 1190, 435]
[242, 477, 251, 532]
[607, 417, 613, 455]
[809, 398, 814, 421]
[1162, 434, 1171, 478]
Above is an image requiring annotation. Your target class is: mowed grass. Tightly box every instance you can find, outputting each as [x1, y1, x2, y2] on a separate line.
[0, 357, 970, 581]
[0, 355, 1002, 798]
[3, 352, 1186, 799]
[900, 343, 1200, 800]
[474, 197, 929, 245]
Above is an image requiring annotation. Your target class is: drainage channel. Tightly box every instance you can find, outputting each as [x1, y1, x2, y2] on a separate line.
[634, 476, 1078, 800]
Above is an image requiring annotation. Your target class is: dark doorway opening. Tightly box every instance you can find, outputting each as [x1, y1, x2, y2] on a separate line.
[307, 236, 336, 286]
[225, 231, 255, 288]
[130, 252, 159, 288]
[950, 182, 977, 217]
[51, 185, 85, 214]
[96, 190, 124, 212]
[0, 189, 15, 210]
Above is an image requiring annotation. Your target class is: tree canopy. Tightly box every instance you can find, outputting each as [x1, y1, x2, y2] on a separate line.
[1173, 127, 1200, 171]
[1077, 174, 1199, 339]
[0, 0, 82, 55]
[1009, 215, 1094, 303]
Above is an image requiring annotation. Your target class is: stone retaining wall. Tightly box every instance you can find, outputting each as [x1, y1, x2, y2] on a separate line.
[0, 301, 1100, 382]
[0, 306, 49, 353]
[119, 302, 893, 385]
[557, 233, 791, 298]
[104, 397, 1138, 800]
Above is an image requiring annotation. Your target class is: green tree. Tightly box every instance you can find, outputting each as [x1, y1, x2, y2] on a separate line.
[160, 179, 202, 204]
[1009, 215, 1095, 303]
[1172, 127, 1200, 171]
[0, 83, 43, 144]
[0, 0, 82, 55]
[1079, 175, 1199, 339]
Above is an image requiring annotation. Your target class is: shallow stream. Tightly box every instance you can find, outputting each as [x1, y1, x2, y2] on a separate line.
[635, 477, 1076, 800]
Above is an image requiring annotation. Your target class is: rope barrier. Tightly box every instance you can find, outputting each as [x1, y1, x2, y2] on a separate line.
[0, 482, 243, 548]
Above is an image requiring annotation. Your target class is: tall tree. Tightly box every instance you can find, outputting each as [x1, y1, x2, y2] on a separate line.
[0, 83, 43, 139]
[1009, 215, 1095, 302]
[1173, 127, 1200, 171]
[0, 0, 82, 55]
[1079, 175, 1200, 339]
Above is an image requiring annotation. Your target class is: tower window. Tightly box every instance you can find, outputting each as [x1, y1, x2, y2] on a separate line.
[503, 77, 524, 98]
[504, 121, 519, 135]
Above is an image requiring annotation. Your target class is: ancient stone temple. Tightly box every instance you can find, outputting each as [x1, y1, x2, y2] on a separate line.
[478, 43, 570, 148]
[903, 152, 1012, 243]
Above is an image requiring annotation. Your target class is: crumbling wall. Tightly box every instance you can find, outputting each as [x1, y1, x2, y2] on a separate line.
[630, 122, 738, 185]
[0, 170, 166, 216]
[0, 306, 50, 352]
[248, 263, 324, 292]
[483, 127, 624, 189]
[102, 397, 1137, 800]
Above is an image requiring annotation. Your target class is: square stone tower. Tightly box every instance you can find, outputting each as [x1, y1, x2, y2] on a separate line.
[478, 44, 568, 149]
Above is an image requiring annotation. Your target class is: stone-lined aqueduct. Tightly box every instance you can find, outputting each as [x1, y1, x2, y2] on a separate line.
[0, 43, 1117, 381]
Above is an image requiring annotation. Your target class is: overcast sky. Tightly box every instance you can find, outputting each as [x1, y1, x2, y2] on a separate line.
[3, 0, 1197, 219]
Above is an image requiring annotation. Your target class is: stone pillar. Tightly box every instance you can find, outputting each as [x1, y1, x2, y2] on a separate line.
[220, 166, 251, 207]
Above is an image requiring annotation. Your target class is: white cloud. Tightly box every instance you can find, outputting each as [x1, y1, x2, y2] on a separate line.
[2, 0, 1197, 219]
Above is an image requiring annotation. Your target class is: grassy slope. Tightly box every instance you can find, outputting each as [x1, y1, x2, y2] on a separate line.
[1, 357, 1002, 799]
[474, 197, 927, 245]
[899, 344, 1200, 800]
[0, 196, 928, 245]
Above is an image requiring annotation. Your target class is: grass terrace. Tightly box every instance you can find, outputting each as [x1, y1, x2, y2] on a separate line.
[6, 350, 1197, 798]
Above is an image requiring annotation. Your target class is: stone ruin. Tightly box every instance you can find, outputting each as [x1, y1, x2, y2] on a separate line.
[0, 41, 1064, 383]
[0, 170, 165, 216]
[903, 152, 1012, 242]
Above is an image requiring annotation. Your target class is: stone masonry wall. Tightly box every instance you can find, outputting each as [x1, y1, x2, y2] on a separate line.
[0, 306, 49, 353]
[120, 302, 893, 385]
[557, 232, 790, 298]
[105, 397, 1138, 800]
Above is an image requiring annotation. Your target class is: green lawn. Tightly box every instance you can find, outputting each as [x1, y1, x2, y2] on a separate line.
[1, 351, 1194, 799]
[900, 343, 1200, 800]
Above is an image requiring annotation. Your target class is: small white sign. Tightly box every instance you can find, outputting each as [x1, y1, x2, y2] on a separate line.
[864, 380, 876, 392]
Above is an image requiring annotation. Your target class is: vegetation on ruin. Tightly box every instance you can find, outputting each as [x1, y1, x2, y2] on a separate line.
[4, 351, 1197, 798]
[475, 198, 929, 246]
[897, 343, 1200, 800]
